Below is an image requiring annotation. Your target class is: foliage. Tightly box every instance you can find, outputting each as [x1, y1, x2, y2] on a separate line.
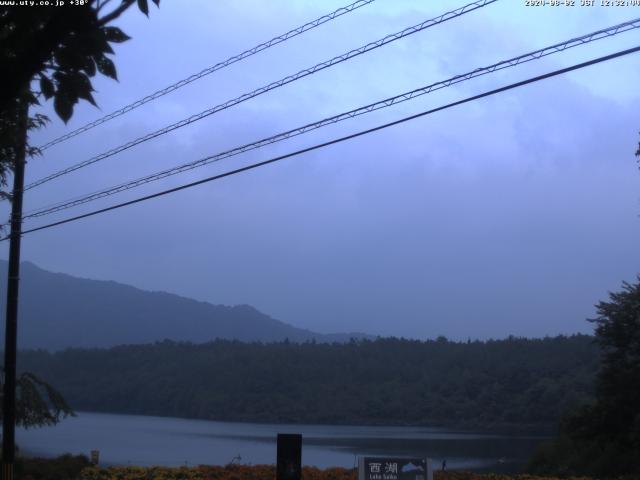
[588, 279, 640, 446]
[0, 0, 159, 122]
[15, 454, 90, 480]
[13, 459, 640, 480]
[528, 279, 640, 477]
[78, 465, 353, 480]
[19, 335, 598, 431]
[0, 0, 159, 197]
[1, 0, 160, 436]
[0, 368, 74, 428]
[71, 464, 628, 480]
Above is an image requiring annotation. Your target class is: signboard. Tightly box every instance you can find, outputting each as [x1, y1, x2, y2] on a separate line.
[358, 457, 432, 480]
[276, 433, 302, 480]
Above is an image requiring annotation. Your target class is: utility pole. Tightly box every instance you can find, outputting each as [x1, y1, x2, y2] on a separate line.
[2, 95, 28, 480]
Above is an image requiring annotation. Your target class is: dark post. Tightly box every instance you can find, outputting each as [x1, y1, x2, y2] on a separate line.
[276, 433, 302, 480]
[2, 96, 28, 480]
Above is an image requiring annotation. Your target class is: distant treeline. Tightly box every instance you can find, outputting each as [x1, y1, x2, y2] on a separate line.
[17, 335, 598, 431]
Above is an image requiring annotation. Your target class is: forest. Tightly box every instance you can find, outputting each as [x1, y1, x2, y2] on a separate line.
[17, 334, 598, 431]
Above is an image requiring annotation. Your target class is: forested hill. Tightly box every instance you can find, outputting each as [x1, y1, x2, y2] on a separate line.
[18, 335, 599, 431]
[0, 260, 369, 348]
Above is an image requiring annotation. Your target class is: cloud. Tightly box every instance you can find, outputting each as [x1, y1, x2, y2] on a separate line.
[4, 1, 639, 340]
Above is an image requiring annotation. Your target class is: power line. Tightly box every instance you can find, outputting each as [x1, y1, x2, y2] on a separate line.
[35, 0, 378, 152]
[9, 45, 639, 241]
[24, 0, 497, 191]
[21, 17, 640, 220]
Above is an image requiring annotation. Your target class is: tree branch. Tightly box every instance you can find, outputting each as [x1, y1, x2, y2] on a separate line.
[97, 0, 116, 14]
[98, 0, 135, 26]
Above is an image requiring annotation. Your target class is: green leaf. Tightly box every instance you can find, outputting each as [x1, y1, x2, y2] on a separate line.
[68, 72, 97, 107]
[96, 55, 117, 81]
[53, 93, 74, 123]
[83, 56, 97, 77]
[25, 90, 40, 106]
[102, 38, 115, 55]
[39, 75, 55, 99]
[86, 30, 114, 55]
[54, 46, 88, 71]
[77, 87, 97, 107]
[103, 26, 131, 43]
[27, 113, 49, 131]
[137, 0, 149, 16]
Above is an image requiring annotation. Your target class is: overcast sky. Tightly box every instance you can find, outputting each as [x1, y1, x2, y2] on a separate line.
[2, 0, 640, 340]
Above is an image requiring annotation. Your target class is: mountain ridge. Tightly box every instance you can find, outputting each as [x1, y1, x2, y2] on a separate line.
[0, 259, 372, 350]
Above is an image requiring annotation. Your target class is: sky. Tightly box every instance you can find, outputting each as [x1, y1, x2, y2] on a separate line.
[2, 0, 640, 340]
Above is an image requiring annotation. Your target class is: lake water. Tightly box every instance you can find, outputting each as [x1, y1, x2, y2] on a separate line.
[17, 412, 547, 472]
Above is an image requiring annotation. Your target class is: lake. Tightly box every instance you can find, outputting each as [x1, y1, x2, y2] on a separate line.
[17, 412, 547, 472]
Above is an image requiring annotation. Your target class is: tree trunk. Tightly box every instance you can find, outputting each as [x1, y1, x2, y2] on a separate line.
[2, 94, 28, 480]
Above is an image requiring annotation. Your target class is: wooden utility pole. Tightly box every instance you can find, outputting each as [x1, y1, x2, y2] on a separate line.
[2, 96, 28, 480]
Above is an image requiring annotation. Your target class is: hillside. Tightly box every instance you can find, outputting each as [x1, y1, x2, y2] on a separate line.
[18, 335, 599, 430]
[0, 260, 368, 349]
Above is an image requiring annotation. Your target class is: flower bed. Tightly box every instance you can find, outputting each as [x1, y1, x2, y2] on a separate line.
[17, 456, 634, 480]
[77, 465, 600, 480]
